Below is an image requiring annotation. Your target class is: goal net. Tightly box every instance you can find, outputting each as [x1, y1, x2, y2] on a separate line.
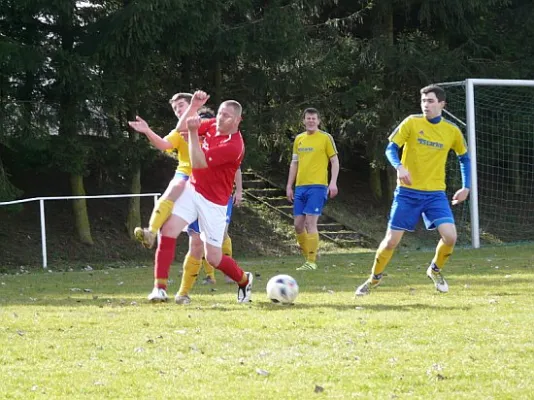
[439, 79, 534, 247]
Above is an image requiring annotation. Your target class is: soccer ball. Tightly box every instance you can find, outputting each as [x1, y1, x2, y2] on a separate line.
[266, 274, 299, 304]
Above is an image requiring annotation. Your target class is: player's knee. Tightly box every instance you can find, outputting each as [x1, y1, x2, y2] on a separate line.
[160, 222, 178, 237]
[205, 252, 222, 268]
[442, 232, 457, 247]
[383, 236, 401, 250]
[304, 219, 318, 232]
[294, 219, 306, 233]
[189, 237, 203, 258]
[168, 180, 186, 200]
[189, 245, 203, 259]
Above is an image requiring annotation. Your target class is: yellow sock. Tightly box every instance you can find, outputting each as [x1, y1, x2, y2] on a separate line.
[306, 233, 319, 262]
[370, 245, 394, 281]
[431, 240, 454, 269]
[222, 236, 232, 257]
[202, 257, 216, 280]
[296, 232, 308, 258]
[148, 199, 174, 234]
[177, 255, 202, 296]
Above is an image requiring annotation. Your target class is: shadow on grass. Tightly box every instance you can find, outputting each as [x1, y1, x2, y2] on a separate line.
[0, 295, 472, 313]
[255, 301, 472, 312]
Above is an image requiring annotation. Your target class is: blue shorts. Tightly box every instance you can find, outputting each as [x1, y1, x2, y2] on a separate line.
[188, 195, 234, 235]
[388, 187, 454, 231]
[293, 185, 328, 217]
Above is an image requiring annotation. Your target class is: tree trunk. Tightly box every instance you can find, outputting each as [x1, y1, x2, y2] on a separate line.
[56, 5, 93, 245]
[383, 167, 397, 203]
[213, 59, 222, 106]
[126, 168, 142, 238]
[126, 146, 142, 238]
[125, 106, 141, 238]
[0, 153, 22, 202]
[70, 174, 93, 245]
[369, 166, 383, 201]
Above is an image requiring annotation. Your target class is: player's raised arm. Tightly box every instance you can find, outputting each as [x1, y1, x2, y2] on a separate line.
[186, 116, 208, 169]
[176, 90, 210, 133]
[128, 116, 173, 151]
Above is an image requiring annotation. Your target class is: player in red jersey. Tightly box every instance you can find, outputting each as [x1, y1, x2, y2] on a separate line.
[152, 90, 253, 303]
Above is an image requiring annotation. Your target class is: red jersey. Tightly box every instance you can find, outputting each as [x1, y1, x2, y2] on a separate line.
[190, 118, 245, 205]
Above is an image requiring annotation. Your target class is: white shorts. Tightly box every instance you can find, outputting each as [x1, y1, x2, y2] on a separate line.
[171, 182, 227, 247]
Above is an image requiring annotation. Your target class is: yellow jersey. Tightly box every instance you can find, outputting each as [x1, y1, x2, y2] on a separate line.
[164, 130, 191, 176]
[292, 130, 338, 186]
[389, 114, 468, 191]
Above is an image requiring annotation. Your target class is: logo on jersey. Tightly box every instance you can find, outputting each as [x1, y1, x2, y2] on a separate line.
[298, 147, 314, 153]
[417, 138, 443, 149]
[418, 130, 424, 136]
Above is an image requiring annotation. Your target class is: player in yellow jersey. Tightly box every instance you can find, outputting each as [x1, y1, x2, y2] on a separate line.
[286, 108, 340, 271]
[355, 84, 471, 296]
[128, 92, 193, 249]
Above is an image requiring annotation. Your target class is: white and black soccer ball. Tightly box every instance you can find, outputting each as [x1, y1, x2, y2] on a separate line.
[266, 274, 299, 304]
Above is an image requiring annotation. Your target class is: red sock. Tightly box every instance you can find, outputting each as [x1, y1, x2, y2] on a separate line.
[154, 236, 176, 289]
[216, 255, 247, 286]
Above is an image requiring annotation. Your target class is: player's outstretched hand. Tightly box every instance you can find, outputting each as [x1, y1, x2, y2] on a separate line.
[128, 116, 150, 134]
[186, 116, 201, 132]
[452, 187, 470, 205]
[192, 90, 210, 108]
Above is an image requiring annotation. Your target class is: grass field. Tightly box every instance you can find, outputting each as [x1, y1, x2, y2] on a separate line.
[1, 245, 533, 399]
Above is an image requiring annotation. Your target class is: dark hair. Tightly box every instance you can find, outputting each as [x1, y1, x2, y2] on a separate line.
[303, 107, 320, 118]
[169, 92, 193, 104]
[420, 85, 446, 102]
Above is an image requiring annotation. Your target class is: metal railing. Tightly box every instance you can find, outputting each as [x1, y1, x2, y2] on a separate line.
[0, 193, 160, 268]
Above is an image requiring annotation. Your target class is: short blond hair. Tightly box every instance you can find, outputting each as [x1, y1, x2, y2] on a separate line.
[220, 100, 242, 116]
[168, 92, 193, 104]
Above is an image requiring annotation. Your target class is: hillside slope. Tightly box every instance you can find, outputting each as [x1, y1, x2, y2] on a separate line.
[0, 163, 442, 271]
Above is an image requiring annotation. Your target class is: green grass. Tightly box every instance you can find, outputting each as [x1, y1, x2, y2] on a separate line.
[1, 246, 534, 399]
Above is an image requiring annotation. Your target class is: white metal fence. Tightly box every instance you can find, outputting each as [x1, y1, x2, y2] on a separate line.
[0, 193, 160, 269]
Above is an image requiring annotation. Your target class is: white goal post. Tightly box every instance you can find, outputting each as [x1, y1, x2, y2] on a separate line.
[438, 78, 534, 248]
